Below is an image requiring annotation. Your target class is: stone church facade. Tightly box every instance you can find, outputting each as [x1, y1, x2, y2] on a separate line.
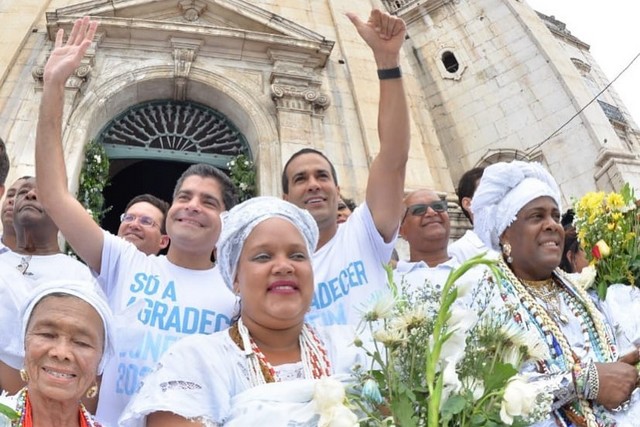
[1, 0, 639, 237]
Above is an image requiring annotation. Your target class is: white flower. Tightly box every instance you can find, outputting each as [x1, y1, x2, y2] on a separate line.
[500, 321, 549, 362]
[373, 327, 405, 346]
[314, 377, 345, 412]
[500, 375, 538, 425]
[387, 304, 427, 332]
[567, 265, 597, 290]
[86, 208, 93, 215]
[462, 377, 485, 402]
[437, 306, 476, 407]
[244, 160, 250, 166]
[455, 276, 476, 299]
[361, 292, 395, 321]
[93, 154, 101, 163]
[314, 377, 358, 427]
[239, 182, 248, 191]
[440, 306, 476, 364]
[229, 160, 236, 167]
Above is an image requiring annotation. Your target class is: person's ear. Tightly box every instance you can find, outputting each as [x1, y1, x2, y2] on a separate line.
[159, 235, 170, 250]
[461, 197, 472, 216]
[566, 250, 576, 271]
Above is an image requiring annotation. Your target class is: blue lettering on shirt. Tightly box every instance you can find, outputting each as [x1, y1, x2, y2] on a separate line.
[311, 260, 368, 310]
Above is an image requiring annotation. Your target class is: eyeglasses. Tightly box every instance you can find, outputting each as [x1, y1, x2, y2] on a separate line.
[16, 255, 32, 275]
[119, 213, 158, 228]
[402, 200, 448, 222]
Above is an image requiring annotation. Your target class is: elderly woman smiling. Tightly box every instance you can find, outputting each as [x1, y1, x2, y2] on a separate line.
[120, 197, 365, 426]
[0, 281, 114, 426]
[472, 161, 640, 426]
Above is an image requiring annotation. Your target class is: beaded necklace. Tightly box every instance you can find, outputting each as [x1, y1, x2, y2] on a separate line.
[13, 389, 100, 427]
[229, 318, 332, 387]
[497, 260, 616, 427]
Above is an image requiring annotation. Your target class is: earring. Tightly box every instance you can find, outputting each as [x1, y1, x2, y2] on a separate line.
[502, 242, 513, 264]
[86, 383, 98, 399]
[233, 293, 241, 317]
[20, 368, 29, 382]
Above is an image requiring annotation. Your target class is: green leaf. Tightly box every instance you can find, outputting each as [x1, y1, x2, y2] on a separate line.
[0, 402, 19, 420]
[470, 413, 487, 426]
[483, 362, 517, 392]
[390, 395, 417, 427]
[440, 394, 467, 423]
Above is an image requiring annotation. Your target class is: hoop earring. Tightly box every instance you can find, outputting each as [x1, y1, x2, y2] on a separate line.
[233, 293, 241, 317]
[502, 242, 513, 264]
[86, 383, 98, 399]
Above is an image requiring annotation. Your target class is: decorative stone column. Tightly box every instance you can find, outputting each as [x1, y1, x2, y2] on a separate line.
[269, 49, 330, 155]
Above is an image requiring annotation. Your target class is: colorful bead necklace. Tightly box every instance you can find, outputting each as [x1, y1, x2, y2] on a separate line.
[229, 318, 332, 387]
[497, 260, 616, 427]
[12, 389, 100, 427]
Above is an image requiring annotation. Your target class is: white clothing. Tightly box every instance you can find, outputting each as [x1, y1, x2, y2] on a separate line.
[0, 236, 9, 255]
[307, 202, 396, 327]
[393, 258, 458, 295]
[481, 270, 639, 426]
[599, 284, 640, 354]
[0, 263, 34, 369]
[394, 257, 491, 308]
[119, 325, 365, 426]
[448, 229, 490, 263]
[0, 250, 94, 283]
[96, 232, 235, 426]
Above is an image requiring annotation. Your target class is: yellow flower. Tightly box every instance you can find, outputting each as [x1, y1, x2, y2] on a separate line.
[606, 192, 625, 209]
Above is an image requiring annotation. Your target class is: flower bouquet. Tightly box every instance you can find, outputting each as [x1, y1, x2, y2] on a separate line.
[573, 184, 640, 352]
[573, 183, 640, 299]
[349, 256, 554, 426]
[0, 393, 18, 426]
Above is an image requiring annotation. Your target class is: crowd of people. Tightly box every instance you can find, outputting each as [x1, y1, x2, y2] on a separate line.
[0, 8, 639, 427]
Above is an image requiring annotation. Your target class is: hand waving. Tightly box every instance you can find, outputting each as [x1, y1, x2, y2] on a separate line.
[44, 16, 98, 86]
[346, 9, 406, 68]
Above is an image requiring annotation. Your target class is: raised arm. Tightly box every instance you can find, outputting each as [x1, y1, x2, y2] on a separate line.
[35, 17, 105, 273]
[347, 9, 410, 242]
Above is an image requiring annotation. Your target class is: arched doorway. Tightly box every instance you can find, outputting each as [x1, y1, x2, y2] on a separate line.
[96, 99, 250, 233]
[101, 159, 189, 234]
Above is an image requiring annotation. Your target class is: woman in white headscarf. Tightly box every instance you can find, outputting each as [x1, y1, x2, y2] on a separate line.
[0, 280, 114, 426]
[472, 160, 640, 427]
[119, 197, 365, 427]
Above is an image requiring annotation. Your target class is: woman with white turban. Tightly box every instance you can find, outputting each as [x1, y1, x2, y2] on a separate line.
[0, 280, 114, 426]
[472, 160, 640, 426]
[119, 197, 365, 427]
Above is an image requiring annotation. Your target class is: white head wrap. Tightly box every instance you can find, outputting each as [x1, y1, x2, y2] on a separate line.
[21, 280, 115, 374]
[217, 196, 319, 289]
[471, 161, 562, 251]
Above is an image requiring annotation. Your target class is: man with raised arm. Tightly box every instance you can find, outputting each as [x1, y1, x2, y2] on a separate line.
[34, 17, 237, 424]
[282, 9, 410, 326]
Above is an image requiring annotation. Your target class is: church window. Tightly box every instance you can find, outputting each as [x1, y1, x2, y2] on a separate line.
[441, 51, 459, 73]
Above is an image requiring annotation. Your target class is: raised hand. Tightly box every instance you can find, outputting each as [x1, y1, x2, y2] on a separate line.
[44, 16, 98, 86]
[346, 9, 406, 68]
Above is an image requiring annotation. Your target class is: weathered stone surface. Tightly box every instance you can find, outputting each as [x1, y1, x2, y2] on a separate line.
[0, 0, 638, 243]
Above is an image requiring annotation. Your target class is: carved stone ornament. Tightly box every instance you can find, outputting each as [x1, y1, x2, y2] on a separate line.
[270, 84, 330, 115]
[173, 48, 197, 100]
[178, 0, 207, 22]
[31, 63, 92, 90]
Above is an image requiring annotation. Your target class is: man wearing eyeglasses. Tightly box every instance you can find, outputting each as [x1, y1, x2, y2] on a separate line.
[394, 189, 471, 296]
[33, 17, 238, 425]
[118, 194, 170, 256]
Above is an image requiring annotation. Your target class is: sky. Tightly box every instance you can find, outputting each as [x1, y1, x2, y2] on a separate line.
[527, 0, 640, 124]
